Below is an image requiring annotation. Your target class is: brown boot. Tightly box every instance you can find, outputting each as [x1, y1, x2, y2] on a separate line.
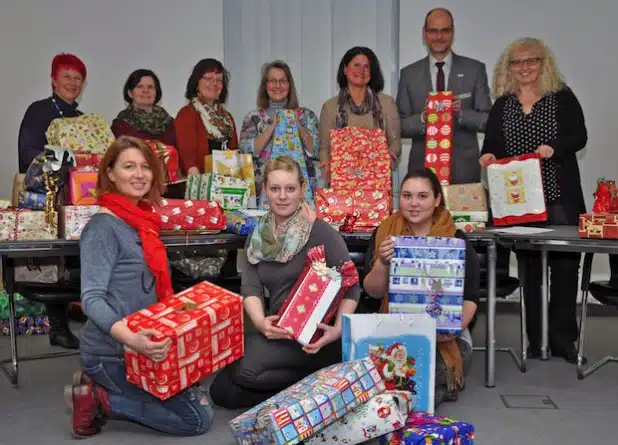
[65, 381, 111, 438]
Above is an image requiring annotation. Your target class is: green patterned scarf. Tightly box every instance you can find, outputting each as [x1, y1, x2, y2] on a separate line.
[116, 104, 173, 136]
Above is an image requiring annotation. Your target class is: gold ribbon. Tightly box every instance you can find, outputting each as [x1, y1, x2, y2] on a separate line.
[42, 173, 58, 228]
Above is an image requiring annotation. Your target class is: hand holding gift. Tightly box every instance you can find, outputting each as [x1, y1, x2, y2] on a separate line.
[479, 153, 496, 167]
[302, 323, 340, 354]
[259, 315, 292, 341]
[125, 328, 172, 362]
[535, 144, 554, 158]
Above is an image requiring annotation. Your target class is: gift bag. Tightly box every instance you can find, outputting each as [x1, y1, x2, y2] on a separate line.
[145, 140, 182, 184]
[46, 114, 115, 153]
[205, 150, 256, 198]
[24, 146, 76, 194]
[342, 313, 436, 413]
[486, 153, 548, 226]
[185, 173, 250, 210]
[276, 245, 359, 345]
[388, 236, 466, 334]
[592, 178, 618, 213]
[424, 91, 454, 185]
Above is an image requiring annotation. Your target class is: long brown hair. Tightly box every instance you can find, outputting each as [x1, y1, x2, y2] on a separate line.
[256, 60, 300, 109]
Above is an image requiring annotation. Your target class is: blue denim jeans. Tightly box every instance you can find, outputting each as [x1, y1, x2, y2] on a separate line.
[81, 354, 214, 436]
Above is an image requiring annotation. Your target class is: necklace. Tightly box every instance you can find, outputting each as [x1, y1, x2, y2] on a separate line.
[51, 96, 65, 117]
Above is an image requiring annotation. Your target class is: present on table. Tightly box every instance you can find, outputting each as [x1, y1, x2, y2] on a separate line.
[0, 209, 57, 240]
[228, 357, 386, 445]
[205, 149, 256, 200]
[185, 173, 250, 210]
[341, 313, 436, 413]
[46, 114, 115, 154]
[68, 170, 98, 205]
[225, 210, 259, 235]
[0, 316, 50, 336]
[0, 200, 10, 210]
[579, 213, 618, 239]
[124, 280, 244, 400]
[17, 191, 46, 210]
[388, 236, 466, 334]
[73, 151, 104, 172]
[486, 153, 547, 226]
[591, 178, 618, 213]
[58, 205, 100, 240]
[276, 245, 359, 346]
[316, 188, 392, 232]
[442, 183, 488, 213]
[454, 221, 486, 233]
[145, 140, 182, 184]
[306, 390, 414, 445]
[14, 257, 64, 283]
[329, 126, 392, 192]
[24, 146, 76, 195]
[424, 91, 454, 185]
[153, 198, 226, 233]
[379, 411, 475, 445]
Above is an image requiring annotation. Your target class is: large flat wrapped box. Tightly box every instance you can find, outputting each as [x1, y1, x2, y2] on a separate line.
[229, 358, 386, 445]
[124, 281, 244, 400]
[388, 236, 466, 334]
[0, 209, 57, 241]
[579, 213, 618, 239]
[443, 183, 487, 212]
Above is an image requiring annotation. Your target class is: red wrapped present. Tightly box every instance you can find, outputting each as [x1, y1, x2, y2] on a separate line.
[145, 140, 182, 184]
[277, 245, 359, 345]
[68, 171, 98, 205]
[424, 91, 454, 185]
[579, 213, 618, 239]
[73, 152, 103, 172]
[124, 281, 244, 400]
[329, 127, 392, 192]
[316, 188, 391, 232]
[153, 198, 226, 232]
[592, 178, 618, 213]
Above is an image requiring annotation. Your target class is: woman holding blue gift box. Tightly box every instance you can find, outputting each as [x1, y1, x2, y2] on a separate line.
[363, 168, 480, 409]
[209, 156, 361, 409]
[239, 60, 320, 207]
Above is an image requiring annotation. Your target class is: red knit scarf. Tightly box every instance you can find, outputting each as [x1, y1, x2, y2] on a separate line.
[98, 192, 173, 301]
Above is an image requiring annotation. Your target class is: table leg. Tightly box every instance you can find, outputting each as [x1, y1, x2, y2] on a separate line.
[0, 255, 19, 385]
[485, 241, 497, 388]
[541, 247, 549, 361]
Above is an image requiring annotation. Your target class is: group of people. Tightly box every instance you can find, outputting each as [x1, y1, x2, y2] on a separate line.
[15, 6, 588, 439]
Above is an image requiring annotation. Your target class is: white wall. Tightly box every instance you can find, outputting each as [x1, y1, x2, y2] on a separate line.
[400, 0, 618, 282]
[0, 0, 224, 196]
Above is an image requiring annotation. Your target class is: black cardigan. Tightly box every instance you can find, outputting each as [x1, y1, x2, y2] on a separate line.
[481, 88, 588, 224]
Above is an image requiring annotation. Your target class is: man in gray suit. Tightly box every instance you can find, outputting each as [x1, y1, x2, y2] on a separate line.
[397, 8, 492, 184]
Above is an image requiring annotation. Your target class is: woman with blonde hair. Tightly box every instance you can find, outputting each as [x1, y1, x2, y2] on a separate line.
[239, 60, 319, 207]
[480, 37, 588, 363]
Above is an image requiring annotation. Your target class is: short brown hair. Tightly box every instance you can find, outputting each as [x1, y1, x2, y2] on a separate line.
[96, 136, 165, 203]
[256, 60, 300, 109]
[263, 156, 305, 187]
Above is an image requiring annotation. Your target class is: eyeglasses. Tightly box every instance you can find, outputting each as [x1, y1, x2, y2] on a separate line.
[267, 78, 289, 87]
[202, 75, 224, 85]
[509, 58, 542, 68]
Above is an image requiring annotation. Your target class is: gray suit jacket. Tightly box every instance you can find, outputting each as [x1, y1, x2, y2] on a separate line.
[397, 53, 492, 184]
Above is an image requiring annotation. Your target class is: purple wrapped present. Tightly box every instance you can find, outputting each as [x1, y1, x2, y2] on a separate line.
[380, 411, 474, 444]
[1, 316, 50, 335]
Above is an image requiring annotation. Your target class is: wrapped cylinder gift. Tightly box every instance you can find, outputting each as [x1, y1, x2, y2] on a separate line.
[185, 173, 250, 210]
[305, 391, 414, 445]
[0, 209, 57, 241]
[68, 170, 98, 205]
[58, 205, 100, 240]
[17, 191, 46, 210]
[342, 313, 436, 413]
[316, 188, 391, 232]
[153, 198, 226, 233]
[46, 114, 115, 154]
[276, 245, 358, 346]
[579, 213, 618, 239]
[229, 357, 386, 445]
[145, 140, 182, 184]
[388, 236, 466, 334]
[424, 91, 454, 185]
[486, 153, 547, 226]
[380, 411, 475, 445]
[124, 281, 244, 400]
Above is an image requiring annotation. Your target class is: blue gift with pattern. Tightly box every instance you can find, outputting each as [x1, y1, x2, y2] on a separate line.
[379, 411, 475, 444]
[225, 211, 257, 235]
[18, 191, 46, 210]
[388, 236, 466, 334]
[229, 357, 386, 445]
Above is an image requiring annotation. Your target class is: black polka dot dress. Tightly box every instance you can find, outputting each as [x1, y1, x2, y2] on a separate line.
[502, 94, 560, 202]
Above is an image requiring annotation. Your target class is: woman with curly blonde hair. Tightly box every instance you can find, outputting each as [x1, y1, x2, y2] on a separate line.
[480, 37, 588, 364]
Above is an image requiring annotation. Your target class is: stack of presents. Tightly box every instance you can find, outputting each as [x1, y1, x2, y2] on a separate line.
[578, 178, 618, 239]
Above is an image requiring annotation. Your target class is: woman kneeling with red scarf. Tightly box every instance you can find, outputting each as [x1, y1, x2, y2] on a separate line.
[65, 136, 214, 438]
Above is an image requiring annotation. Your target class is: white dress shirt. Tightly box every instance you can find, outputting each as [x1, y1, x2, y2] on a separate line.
[429, 52, 453, 91]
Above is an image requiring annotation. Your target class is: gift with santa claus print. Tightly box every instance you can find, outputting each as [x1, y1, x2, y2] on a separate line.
[276, 245, 359, 346]
[341, 313, 437, 414]
[424, 91, 454, 185]
[123, 280, 244, 400]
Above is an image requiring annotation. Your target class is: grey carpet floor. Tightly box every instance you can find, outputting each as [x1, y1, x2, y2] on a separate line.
[1, 314, 617, 444]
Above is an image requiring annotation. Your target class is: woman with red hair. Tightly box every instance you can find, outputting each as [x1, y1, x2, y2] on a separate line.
[17, 53, 87, 350]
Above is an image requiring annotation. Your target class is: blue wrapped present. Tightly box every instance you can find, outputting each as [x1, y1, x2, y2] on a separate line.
[388, 236, 466, 334]
[225, 210, 258, 235]
[18, 191, 46, 210]
[229, 357, 386, 445]
[379, 411, 475, 444]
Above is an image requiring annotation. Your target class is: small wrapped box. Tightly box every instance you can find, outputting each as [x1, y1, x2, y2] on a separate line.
[225, 210, 258, 235]
[380, 411, 475, 445]
[454, 221, 486, 233]
[443, 183, 488, 212]
[316, 188, 392, 232]
[388, 236, 466, 334]
[153, 199, 226, 232]
[145, 140, 182, 184]
[74, 152, 104, 172]
[276, 245, 358, 346]
[124, 281, 244, 400]
[0, 209, 57, 241]
[229, 358, 386, 445]
[579, 213, 618, 239]
[185, 173, 250, 210]
[68, 171, 98, 205]
[17, 191, 46, 210]
[58, 205, 100, 240]
[486, 153, 547, 226]
[306, 391, 413, 445]
[424, 91, 454, 185]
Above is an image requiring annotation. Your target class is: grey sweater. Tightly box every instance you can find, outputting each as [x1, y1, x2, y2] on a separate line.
[79, 214, 158, 358]
[240, 220, 361, 316]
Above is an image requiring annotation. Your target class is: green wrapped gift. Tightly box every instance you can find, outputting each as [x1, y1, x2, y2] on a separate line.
[0, 291, 47, 320]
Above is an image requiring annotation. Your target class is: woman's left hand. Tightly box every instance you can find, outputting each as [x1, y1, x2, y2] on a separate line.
[303, 323, 340, 354]
[535, 144, 554, 158]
